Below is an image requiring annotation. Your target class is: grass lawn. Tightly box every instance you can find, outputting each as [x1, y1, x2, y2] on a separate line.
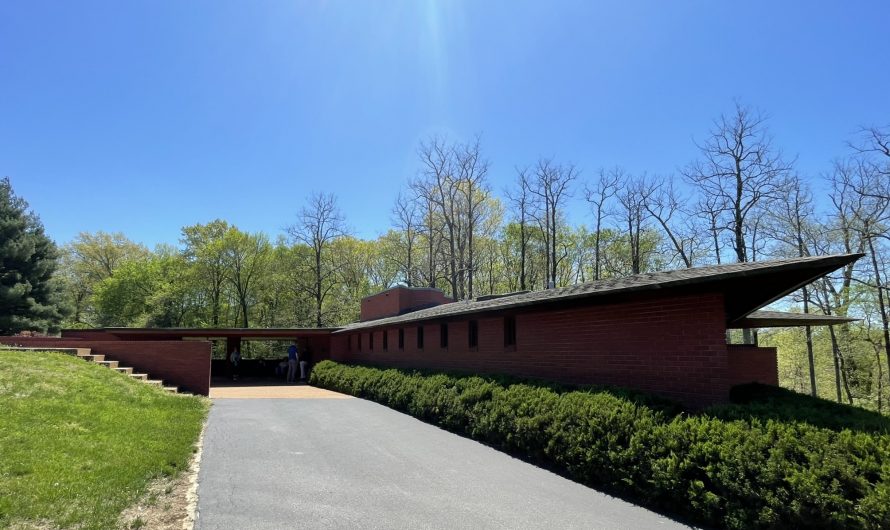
[0, 349, 208, 530]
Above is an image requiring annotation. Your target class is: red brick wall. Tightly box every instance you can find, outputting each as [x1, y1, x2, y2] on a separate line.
[0, 337, 211, 395]
[61, 330, 122, 340]
[332, 291, 731, 406]
[361, 287, 453, 321]
[727, 345, 779, 386]
[305, 335, 332, 362]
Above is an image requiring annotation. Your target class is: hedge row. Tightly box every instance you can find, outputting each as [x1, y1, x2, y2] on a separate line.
[310, 360, 890, 529]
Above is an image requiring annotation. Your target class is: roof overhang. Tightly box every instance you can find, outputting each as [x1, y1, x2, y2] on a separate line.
[61, 327, 341, 340]
[728, 310, 858, 329]
[722, 254, 862, 325]
[339, 253, 864, 332]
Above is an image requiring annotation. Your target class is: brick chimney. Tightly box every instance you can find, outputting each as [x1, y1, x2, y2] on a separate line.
[360, 286, 453, 321]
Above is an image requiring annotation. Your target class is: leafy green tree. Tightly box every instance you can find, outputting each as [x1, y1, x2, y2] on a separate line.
[221, 227, 271, 327]
[91, 257, 156, 326]
[60, 231, 149, 326]
[0, 178, 68, 334]
[181, 220, 230, 326]
[91, 248, 202, 327]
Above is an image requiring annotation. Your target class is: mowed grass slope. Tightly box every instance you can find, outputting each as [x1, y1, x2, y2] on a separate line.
[0, 350, 208, 530]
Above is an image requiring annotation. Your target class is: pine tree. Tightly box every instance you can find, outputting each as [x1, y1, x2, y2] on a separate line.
[0, 177, 68, 334]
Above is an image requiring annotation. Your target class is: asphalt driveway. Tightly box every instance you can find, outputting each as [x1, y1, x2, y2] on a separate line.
[195, 390, 691, 529]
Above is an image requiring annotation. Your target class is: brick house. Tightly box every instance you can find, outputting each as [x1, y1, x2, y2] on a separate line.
[0, 253, 860, 405]
[329, 254, 859, 406]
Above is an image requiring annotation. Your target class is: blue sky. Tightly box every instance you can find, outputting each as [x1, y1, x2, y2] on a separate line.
[2, 1, 889, 248]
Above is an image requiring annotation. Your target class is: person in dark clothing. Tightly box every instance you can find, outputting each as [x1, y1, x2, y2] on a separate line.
[230, 347, 241, 381]
[286, 341, 298, 383]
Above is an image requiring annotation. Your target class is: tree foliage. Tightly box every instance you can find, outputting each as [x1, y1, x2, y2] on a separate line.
[27, 104, 890, 412]
[0, 178, 68, 334]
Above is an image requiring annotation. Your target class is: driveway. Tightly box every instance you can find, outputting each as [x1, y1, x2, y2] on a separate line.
[195, 387, 692, 529]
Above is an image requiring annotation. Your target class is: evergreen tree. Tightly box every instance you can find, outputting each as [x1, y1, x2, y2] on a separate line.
[0, 177, 68, 334]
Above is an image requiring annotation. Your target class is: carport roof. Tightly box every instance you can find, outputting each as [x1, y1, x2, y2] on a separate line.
[729, 310, 857, 328]
[338, 253, 862, 332]
[63, 327, 340, 339]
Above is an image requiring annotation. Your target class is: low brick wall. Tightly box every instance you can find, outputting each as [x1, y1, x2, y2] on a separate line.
[0, 337, 211, 395]
[727, 345, 779, 387]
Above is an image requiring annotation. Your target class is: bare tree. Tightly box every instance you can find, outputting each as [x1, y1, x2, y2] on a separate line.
[287, 193, 347, 327]
[614, 173, 652, 275]
[642, 175, 698, 268]
[391, 193, 421, 287]
[416, 137, 460, 297]
[455, 138, 491, 300]
[851, 125, 890, 183]
[768, 175, 819, 395]
[840, 159, 890, 404]
[528, 158, 578, 288]
[695, 193, 725, 264]
[584, 168, 621, 279]
[817, 162, 873, 403]
[410, 179, 444, 290]
[506, 168, 534, 290]
[685, 102, 793, 344]
[684, 102, 794, 263]
[414, 136, 490, 300]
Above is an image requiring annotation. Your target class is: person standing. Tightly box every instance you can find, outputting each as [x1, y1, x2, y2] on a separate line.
[299, 343, 311, 381]
[286, 341, 298, 383]
[230, 347, 241, 382]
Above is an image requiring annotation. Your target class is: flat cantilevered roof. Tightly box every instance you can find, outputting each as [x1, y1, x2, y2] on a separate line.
[729, 310, 857, 328]
[339, 253, 862, 332]
[62, 327, 341, 339]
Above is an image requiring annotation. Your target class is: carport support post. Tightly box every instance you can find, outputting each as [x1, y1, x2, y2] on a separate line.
[226, 336, 242, 376]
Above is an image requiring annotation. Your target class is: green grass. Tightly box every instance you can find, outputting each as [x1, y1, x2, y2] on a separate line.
[711, 383, 890, 434]
[0, 350, 209, 530]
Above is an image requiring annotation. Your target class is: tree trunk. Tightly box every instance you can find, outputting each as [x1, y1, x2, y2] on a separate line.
[828, 325, 854, 404]
[519, 219, 527, 290]
[240, 297, 249, 328]
[315, 248, 323, 327]
[406, 228, 413, 287]
[866, 235, 890, 392]
[803, 306, 817, 396]
[550, 205, 557, 286]
[594, 210, 602, 281]
[427, 211, 435, 289]
[733, 162, 747, 263]
[792, 225, 816, 396]
[468, 209, 474, 299]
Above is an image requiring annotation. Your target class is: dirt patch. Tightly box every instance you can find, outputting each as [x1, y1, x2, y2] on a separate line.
[6, 520, 60, 530]
[119, 422, 207, 530]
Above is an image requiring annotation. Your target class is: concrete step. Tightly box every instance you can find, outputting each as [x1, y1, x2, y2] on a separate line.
[115, 366, 134, 375]
[86, 354, 105, 362]
[97, 360, 119, 369]
[163, 386, 178, 393]
[145, 380, 163, 386]
[129, 373, 148, 381]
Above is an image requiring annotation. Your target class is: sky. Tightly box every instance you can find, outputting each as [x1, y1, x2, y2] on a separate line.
[2, 1, 889, 249]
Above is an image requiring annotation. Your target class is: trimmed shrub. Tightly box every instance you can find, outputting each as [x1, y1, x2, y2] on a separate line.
[311, 360, 890, 529]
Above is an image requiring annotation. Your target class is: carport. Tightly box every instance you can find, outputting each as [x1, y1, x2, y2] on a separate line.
[59, 327, 340, 392]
